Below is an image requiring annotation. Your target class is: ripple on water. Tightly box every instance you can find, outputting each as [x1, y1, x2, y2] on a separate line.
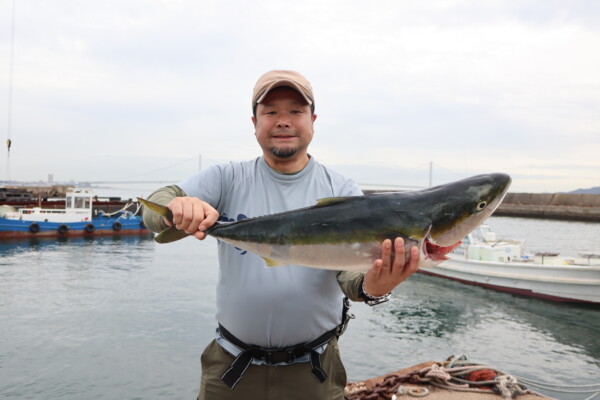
[1, 224, 599, 399]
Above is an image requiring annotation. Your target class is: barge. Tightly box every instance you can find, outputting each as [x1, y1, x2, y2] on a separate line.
[0, 188, 149, 239]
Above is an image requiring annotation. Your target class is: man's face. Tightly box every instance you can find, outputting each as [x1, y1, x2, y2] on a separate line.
[252, 87, 316, 161]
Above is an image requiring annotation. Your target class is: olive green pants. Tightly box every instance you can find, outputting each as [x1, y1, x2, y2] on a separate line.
[197, 338, 347, 400]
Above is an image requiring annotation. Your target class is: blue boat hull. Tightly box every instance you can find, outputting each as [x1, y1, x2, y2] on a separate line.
[0, 215, 150, 239]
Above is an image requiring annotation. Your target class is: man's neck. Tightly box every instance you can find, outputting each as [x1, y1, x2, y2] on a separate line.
[263, 153, 310, 174]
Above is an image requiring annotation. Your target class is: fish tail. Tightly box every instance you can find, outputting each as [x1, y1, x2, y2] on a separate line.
[155, 227, 190, 243]
[137, 197, 173, 220]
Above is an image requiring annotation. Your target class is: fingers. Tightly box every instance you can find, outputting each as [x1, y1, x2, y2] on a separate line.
[391, 237, 405, 270]
[168, 196, 218, 240]
[194, 203, 219, 240]
[199, 202, 219, 231]
[379, 238, 393, 269]
[405, 246, 420, 276]
[364, 237, 420, 297]
[368, 238, 393, 281]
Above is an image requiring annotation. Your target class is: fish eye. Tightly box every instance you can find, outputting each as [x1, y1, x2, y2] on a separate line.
[476, 201, 487, 211]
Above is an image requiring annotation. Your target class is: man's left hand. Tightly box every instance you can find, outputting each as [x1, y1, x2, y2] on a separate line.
[363, 237, 420, 297]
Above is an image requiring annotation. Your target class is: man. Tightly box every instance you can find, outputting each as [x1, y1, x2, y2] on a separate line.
[142, 70, 420, 400]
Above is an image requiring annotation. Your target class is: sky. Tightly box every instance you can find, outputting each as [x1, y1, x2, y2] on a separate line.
[0, 0, 598, 193]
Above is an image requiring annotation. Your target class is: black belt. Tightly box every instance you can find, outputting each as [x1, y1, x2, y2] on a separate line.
[219, 298, 353, 389]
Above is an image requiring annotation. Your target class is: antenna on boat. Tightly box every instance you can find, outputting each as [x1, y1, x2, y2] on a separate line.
[5, 0, 16, 185]
[5, 139, 11, 183]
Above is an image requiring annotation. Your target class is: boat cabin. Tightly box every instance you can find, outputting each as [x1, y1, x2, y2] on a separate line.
[2, 188, 94, 223]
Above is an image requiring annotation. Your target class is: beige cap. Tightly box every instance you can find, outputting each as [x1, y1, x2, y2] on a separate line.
[252, 70, 314, 109]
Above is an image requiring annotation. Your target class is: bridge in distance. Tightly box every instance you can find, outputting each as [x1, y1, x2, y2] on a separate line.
[90, 180, 426, 192]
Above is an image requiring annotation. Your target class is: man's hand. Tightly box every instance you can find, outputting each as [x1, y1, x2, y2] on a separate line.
[166, 196, 219, 240]
[363, 237, 420, 297]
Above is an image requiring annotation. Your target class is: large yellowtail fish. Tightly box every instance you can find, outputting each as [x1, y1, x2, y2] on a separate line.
[139, 173, 511, 271]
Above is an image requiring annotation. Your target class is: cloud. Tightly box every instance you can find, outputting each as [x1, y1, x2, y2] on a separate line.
[0, 0, 598, 193]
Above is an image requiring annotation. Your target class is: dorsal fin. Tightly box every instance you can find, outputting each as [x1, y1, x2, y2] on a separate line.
[315, 197, 354, 207]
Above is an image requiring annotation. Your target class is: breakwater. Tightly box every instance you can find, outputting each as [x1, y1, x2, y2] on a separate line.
[493, 193, 600, 222]
[362, 190, 600, 222]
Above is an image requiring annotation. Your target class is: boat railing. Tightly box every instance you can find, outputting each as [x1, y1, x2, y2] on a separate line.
[14, 207, 92, 220]
[580, 253, 600, 265]
[20, 208, 67, 215]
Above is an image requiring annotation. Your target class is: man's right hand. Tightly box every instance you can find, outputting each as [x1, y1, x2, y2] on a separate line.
[166, 196, 219, 240]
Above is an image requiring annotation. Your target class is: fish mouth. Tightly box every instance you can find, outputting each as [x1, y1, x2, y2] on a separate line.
[423, 237, 461, 263]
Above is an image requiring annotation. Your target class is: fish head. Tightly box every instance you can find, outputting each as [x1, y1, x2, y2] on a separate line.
[428, 172, 511, 246]
[420, 173, 511, 265]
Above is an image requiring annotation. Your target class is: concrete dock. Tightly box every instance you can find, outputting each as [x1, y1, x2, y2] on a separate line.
[494, 193, 600, 222]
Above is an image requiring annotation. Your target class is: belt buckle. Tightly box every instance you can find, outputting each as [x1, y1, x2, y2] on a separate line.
[265, 348, 296, 364]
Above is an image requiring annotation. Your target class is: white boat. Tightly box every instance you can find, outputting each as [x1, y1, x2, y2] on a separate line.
[0, 188, 148, 239]
[418, 225, 600, 304]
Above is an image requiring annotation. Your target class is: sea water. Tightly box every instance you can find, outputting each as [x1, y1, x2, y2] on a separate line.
[1, 212, 599, 399]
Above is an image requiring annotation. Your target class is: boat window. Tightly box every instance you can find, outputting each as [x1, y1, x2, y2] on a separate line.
[74, 197, 85, 209]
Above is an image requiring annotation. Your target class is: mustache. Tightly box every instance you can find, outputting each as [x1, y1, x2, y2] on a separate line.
[271, 128, 297, 136]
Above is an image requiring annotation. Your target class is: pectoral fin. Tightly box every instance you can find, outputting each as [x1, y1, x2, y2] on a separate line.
[262, 257, 286, 267]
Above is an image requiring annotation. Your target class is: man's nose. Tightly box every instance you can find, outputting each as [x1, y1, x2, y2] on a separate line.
[276, 115, 291, 127]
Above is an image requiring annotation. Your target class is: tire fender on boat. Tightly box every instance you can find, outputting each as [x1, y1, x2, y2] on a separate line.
[112, 221, 122, 231]
[58, 224, 69, 234]
[29, 222, 40, 234]
[85, 223, 95, 233]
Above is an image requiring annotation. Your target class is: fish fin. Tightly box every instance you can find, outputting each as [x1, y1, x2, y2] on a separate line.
[137, 197, 174, 220]
[315, 197, 354, 207]
[154, 227, 190, 243]
[262, 257, 285, 267]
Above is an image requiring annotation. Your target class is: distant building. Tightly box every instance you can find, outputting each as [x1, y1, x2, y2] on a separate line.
[48, 174, 54, 184]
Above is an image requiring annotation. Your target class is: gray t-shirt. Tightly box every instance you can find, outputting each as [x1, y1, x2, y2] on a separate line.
[178, 156, 362, 348]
